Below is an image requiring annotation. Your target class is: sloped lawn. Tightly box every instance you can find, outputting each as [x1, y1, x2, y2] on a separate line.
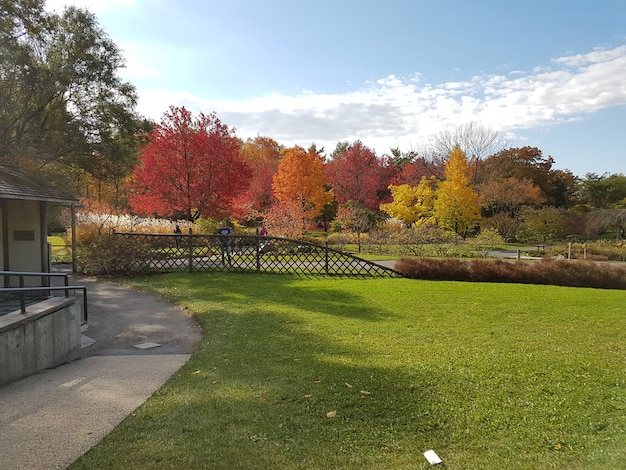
[71, 273, 626, 469]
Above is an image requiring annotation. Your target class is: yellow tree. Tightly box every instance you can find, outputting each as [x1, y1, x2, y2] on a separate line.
[380, 176, 437, 226]
[272, 146, 334, 231]
[433, 146, 481, 236]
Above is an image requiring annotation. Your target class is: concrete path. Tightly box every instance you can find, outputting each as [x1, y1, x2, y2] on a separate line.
[0, 270, 203, 470]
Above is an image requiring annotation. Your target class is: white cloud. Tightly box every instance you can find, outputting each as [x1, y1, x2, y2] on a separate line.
[132, 45, 626, 155]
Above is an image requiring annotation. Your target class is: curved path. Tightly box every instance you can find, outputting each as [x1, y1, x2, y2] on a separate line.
[0, 268, 202, 470]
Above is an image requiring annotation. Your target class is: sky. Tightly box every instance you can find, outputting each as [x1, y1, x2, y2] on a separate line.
[44, 0, 626, 177]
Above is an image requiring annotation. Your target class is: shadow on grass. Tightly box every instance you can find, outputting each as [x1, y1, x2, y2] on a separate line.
[164, 272, 394, 322]
[72, 273, 626, 470]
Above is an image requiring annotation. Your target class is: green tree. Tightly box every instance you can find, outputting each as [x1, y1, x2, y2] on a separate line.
[433, 146, 481, 237]
[0, 0, 139, 188]
[579, 173, 626, 209]
[516, 207, 568, 243]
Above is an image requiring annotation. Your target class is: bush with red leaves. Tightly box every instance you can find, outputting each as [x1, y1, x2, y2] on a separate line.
[394, 258, 626, 290]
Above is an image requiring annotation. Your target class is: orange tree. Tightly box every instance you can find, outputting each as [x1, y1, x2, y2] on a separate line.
[272, 146, 333, 233]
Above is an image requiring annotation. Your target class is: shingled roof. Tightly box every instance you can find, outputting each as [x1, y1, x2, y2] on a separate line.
[0, 166, 77, 204]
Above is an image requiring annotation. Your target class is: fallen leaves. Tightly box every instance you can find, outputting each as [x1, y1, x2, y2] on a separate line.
[321, 382, 374, 418]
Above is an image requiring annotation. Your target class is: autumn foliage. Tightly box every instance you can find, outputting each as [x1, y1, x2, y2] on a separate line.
[128, 106, 251, 221]
[272, 146, 333, 229]
[395, 258, 626, 289]
[237, 136, 282, 214]
[325, 141, 393, 211]
[86, 101, 604, 245]
[433, 146, 481, 236]
[380, 177, 437, 226]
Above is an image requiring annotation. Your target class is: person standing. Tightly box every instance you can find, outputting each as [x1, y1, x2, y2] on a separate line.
[173, 224, 182, 248]
[217, 220, 234, 266]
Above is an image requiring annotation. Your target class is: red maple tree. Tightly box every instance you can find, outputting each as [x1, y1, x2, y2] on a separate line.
[235, 136, 282, 215]
[392, 157, 444, 186]
[325, 141, 393, 211]
[128, 106, 251, 221]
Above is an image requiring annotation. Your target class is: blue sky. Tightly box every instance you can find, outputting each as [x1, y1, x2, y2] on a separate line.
[46, 0, 626, 177]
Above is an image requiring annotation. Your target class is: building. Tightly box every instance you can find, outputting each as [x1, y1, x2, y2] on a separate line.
[0, 166, 82, 385]
[0, 165, 77, 280]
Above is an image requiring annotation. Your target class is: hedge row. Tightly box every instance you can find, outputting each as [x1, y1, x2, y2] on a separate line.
[394, 258, 626, 290]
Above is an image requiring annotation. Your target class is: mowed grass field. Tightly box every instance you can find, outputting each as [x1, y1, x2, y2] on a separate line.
[71, 273, 626, 469]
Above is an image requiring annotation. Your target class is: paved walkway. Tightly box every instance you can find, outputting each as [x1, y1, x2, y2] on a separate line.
[0, 269, 203, 470]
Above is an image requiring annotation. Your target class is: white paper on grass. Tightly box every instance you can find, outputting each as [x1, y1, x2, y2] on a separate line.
[423, 449, 442, 465]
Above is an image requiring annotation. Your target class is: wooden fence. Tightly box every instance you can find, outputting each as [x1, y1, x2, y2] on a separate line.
[114, 232, 401, 278]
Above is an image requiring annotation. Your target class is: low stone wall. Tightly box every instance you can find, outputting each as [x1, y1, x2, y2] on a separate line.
[0, 297, 82, 386]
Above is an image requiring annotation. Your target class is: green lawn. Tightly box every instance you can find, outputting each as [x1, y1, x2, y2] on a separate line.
[71, 273, 626, 469]
[48, 235, 72, 263]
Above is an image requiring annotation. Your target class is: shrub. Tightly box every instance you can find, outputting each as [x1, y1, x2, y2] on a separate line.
[395, 258, 471, 281]
[391, 224, 458, 257]
[77, 233, 154, 276]
[585, 240, 626, 262]
[469, 259, 516, 282]
[326, 232, 352, 250]
[395, 258, 626, 289]
[471, 228, 505, 257]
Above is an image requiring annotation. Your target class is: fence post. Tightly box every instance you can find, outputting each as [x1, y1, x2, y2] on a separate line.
[256, 233, 261, 272]
[325, 241, 329, 274]
[187, 229, 194, 272]
[19, 274, 26, 313]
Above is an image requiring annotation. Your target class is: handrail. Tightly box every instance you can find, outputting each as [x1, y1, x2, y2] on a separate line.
[0, 271, 70, 277]
[0, 271, 87, 321]
[0, 286, 88, 321]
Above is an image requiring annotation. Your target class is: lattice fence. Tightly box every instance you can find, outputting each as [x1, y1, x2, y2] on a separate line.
[114, 232, 401, 278]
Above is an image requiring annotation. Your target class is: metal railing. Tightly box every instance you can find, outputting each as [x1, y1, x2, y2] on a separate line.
[114, 232, 401, 278]
[0, 271, 87, 321]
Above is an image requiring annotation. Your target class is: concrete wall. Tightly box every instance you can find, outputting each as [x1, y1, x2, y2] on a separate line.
[0, 297, 82, 386]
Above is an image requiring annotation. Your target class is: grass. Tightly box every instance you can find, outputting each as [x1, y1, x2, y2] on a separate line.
[70, 273, 626, 469]
[48, 235, 72, 263]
